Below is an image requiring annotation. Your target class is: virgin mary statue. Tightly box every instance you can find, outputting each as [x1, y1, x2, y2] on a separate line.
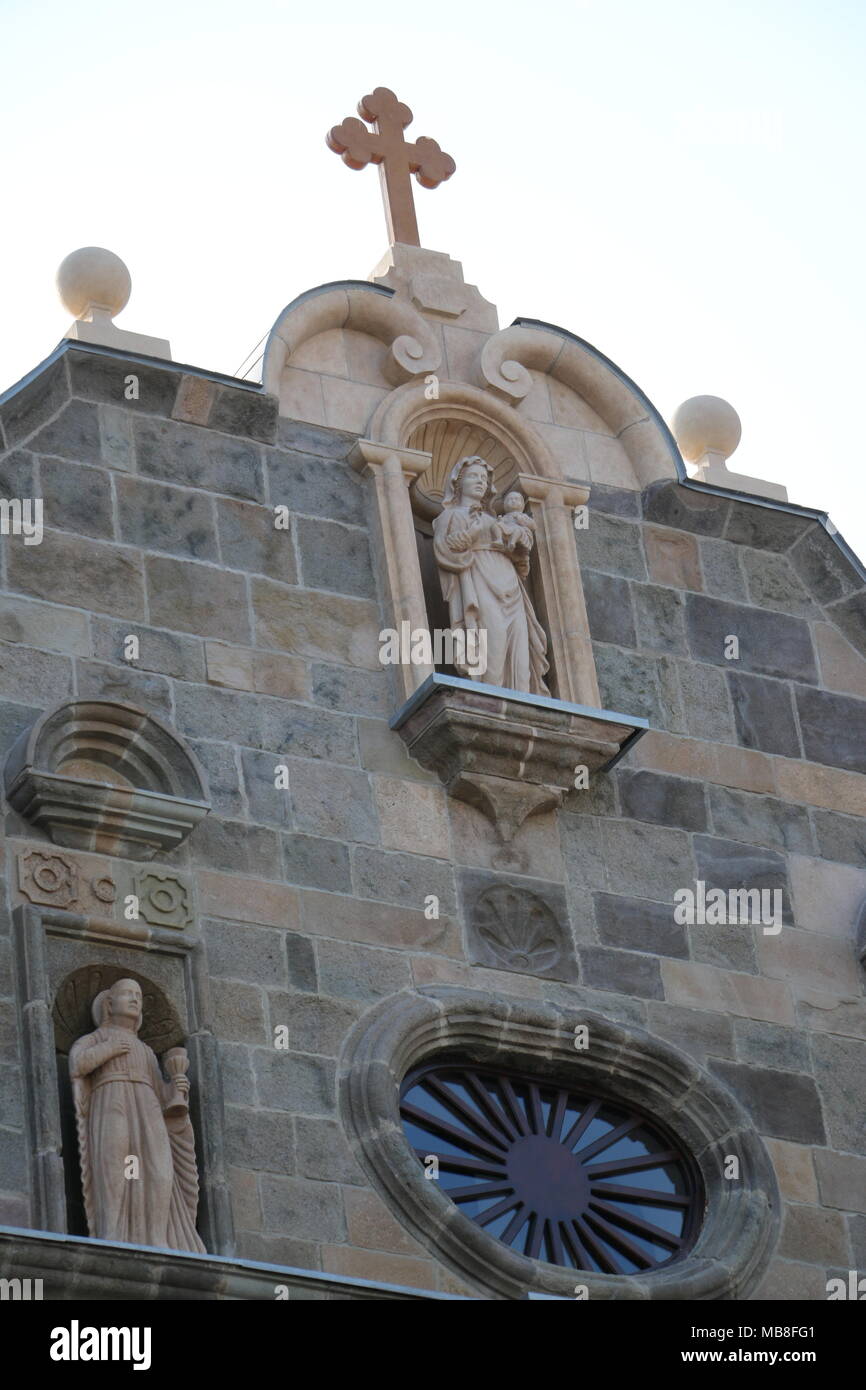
[69, 977, 205, 1252]
[432, 456, 549, 695]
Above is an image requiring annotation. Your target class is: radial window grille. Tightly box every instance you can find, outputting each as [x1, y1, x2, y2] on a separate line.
[400, 1063, 703, 1275]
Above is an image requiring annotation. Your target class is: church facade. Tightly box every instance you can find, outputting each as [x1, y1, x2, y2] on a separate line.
[0, 95, 865, 1302]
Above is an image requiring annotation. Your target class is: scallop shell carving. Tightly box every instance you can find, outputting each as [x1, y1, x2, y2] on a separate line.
[472, 884, 561, 975]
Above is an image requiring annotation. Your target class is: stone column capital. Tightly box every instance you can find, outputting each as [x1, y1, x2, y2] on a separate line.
[351, 439, 432, 484]
[516, 472, 590, 508]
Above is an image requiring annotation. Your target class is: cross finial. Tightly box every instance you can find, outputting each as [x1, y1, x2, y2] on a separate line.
[327, 87, 456, 248]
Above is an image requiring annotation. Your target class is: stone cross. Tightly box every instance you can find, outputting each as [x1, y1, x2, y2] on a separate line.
[327, 87, 456, 247]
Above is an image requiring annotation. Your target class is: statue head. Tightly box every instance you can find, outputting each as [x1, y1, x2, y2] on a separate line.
[442, 455, 496, 511]
[93, 977, 143, 1031]
[502, 491, 525, 514]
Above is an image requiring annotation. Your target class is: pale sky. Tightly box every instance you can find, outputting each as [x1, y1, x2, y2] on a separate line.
[3, 0, 864, 561]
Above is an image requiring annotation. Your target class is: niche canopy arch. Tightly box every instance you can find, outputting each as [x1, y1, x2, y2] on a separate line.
[4, 700, 210, 859]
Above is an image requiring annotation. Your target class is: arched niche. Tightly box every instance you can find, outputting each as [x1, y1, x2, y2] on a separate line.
[4, 699, 210, 859]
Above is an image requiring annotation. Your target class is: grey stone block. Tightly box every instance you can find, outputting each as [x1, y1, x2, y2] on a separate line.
[254, 1051, 336, 1116]
[0, 594, 88, 656]
[225, 1106, 295, 1171]
[295, 1117, 364, 1183]
[575, 513, 646, 580]
[0, 700, 41, 757]
[724, 502, 813, 552]
[260, 700, 356, 765]
[826, 591, 866, 658]
[8, 529, 145, 618]
[795, 686, 866, 775]
[812, 809, 866, 868]
[0, 1125, 28, 1189]
[192, 818, 282, 877]
[67, 350, 178, 416]
[146, 555, 251, 643]
[810, 1034, 866, 1155]
[210, 980, 269, 1045]
[586, 485, 640, 518]
[174, 682, 263, 747]
[29, 399, 101, 462]
[559, 814, 611, 893]
[707, 785, 813, 855]
[602, 821, 694, 900]
[698, 537, 747, 601]
[287, 997, 361, 1057]
[213, 1042, 255, 1106]
[289, 761, 378, 844]
[645, 1002, 734, 1062]
[643, 480, 729, 536]
[281, 834, 352, 892]
[561, 772, 618, 817]
[594, 892, 688, 958]
[134, 417, 265, 502]
[75, 659, 173, 720]
[707, 1061, 825, 1143]
[0, 1064, 24, 1128]
[215, 496, 297, 583]
[38, 457, 114, 539]
[207, 387, 277, 444]
[99, 404, 134, 471]
[267, 449, 366, 526]
[578, 946, 663, 998]
[276, 420, 356, 460]
[285, 933, 318, 992]
[850, 1215, 866, 1266]
[633, 583, 687, 654]
[727, 671, 801, 757]
[0, 358, 68, 447]
[315, 939, 411, 1002]
[734, 1019, 810, 1073]
[0, 450, 34, 498]
[618, 769, 707, 831]
[356, 846, 456, 915]
[676, 661, 736, 742]
[241, 748, 293, 826]
[741, 549, 818, 618]
[687, 920, 757, 974]
[0, 642, 72, 707]
[259, 1173, 345, 1240]
[686, 594, 818, 683]
[190, 740, 244, 818]
[594, 644, 663, 723]
[693, 835, 793, 924]
[91, 617, 205, 681]
[204, 918, 288, 986]
[312, 662, 391, 718]
[295, 516, 375, 598]
[579, 571, 635, 648]
[116, 475, 218, 560]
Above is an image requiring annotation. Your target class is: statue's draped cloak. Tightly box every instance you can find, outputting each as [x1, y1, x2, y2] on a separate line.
[69, 1026, 205, 1253]
[433, 500, 549, 695]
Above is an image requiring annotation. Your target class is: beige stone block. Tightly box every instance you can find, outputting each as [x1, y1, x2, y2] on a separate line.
[410, 954, 547, 997]
[277, 368, 328, 427]
[797, 989, 866, 1040]
[547, 377, 612, 433]
[321, 375, 388, 435]
[205, 641, 255, 690]
[758, 927, 865, 998]
[290, 327, 349, 377]
[630, 731, 717, 781]
[228, 1165, 262, 1233]
[778, 1203, 849, 1265]
[661, 959, 795, 1024]
[644, 527, 703, 591]
[299, 888, 461, 955]
[533, 421, 589, 482]
[447, 799, 564, 880]
[253, 651, 309, 700]
[197, 870, 299, 929]
[410, 955, 473, 988]
[252, 580, 381, 669]
[712, 745, 777, 796]
[442, 325, 488, 384]
[789, 854, 866, 936]
[358, 719, 436, 782]
[320, 1244, 435, 1291]
[764, 1139, 818, 1204]
[773, 757, 866, 817]
[814, 1149, 866, 1213]
[173, 374, 217, 426]
[344, 1187, 428, 1257]
[343, 327, 390, 387]
[815, 623, 866, 699]
[375, 777, 451, 858]
[514, 369, 553, 424]
[0, 596, 90, 656]
[583, 432, 638, 489]
[751, 1258, 828, 1300]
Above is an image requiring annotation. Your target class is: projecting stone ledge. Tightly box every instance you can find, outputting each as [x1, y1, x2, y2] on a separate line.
[390, 675, 647, 842]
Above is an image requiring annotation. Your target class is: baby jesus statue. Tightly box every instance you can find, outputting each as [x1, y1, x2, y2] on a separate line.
[496, 490, 536, 565]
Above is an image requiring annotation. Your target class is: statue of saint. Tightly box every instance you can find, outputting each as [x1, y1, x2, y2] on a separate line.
[433, 456, 550, 695]
[69, 977, 205, 1253]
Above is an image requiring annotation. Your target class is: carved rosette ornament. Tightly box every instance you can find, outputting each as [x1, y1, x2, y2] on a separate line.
[18, 850, 79, 908]
[470, 884, 566, 978]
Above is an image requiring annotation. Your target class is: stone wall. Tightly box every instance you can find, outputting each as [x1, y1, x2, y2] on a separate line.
[0, 343, 864, 1298]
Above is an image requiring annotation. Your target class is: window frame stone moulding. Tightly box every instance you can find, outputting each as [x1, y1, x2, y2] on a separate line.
[338, 986, 780, 1300]
[4, 700, 210, 859]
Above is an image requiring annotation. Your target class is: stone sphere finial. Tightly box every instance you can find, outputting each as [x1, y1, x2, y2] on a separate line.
[56, 247, 132, 321]
[671, 395, 742, 464]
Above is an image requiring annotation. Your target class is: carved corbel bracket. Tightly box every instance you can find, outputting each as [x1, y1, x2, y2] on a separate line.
[391, 674, 647, 842]
[262, 282, 442, 395]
